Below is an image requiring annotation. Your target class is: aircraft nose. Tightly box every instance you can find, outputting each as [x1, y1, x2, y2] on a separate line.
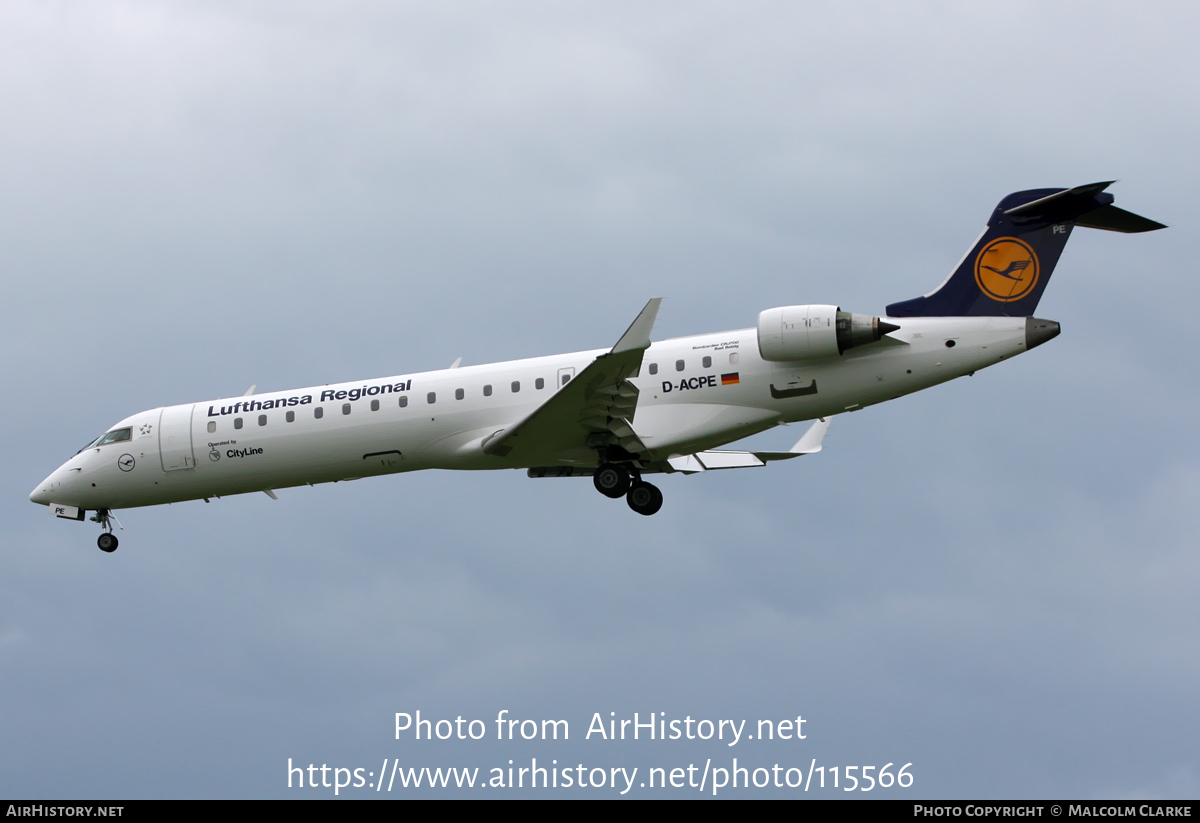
[30, 465, 67, 506]
[30, 482, 53, 506]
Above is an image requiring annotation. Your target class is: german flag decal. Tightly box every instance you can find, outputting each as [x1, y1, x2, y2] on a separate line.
[721, 372, 740, 385]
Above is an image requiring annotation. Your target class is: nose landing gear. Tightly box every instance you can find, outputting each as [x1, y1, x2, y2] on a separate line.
[89, 509, 122, 553]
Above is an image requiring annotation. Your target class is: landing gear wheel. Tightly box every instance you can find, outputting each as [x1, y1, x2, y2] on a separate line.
[97, 533, 118, 553]
[593, 463, 631, 499]
[626, 481, 663, 516]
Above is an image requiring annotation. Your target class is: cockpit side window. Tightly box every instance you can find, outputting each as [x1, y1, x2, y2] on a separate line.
[95, 428, 132, 447]
[77, 426, 133, 454]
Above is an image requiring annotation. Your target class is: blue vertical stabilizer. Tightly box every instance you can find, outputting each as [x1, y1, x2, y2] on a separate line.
[886, 182, 1165, 318]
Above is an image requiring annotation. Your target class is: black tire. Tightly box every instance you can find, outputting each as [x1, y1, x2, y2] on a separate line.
[97, 533, 118, 553]
[626, 481, 663, 516]
[592, 463, 631, 498]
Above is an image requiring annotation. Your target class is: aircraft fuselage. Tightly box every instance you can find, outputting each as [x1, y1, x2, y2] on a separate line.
[32, 315, 1038, 511]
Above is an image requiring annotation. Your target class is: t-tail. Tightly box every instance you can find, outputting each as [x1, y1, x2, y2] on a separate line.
[886, 181, 1166, 318]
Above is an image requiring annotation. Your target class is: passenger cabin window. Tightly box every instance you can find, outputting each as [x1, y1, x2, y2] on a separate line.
[286, 410, 295, 422]
[234, 418, 244, 429]
[648, 363, 658, 375]
[370, 399, 379, 411]
[399, 396, 408, 408]
[342, 403, 351, 415]
[511, 381, 520, 393]
[483, 384, 492, 397]
[729, 352, 739, 364]
[676, 360, 685, 371]
[207, 421, 216, 433]
[535, 378, 544, 390]
[427, 392, 436, 404]
[258, 415, 267, 426]
[455, 388, 464, 400]
[314, 407, 324, 419]
[562, 373, 571, 385]
[703, 356, 712, 368]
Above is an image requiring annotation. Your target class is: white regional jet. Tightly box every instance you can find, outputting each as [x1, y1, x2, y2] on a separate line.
[32, 182, 1163, 552]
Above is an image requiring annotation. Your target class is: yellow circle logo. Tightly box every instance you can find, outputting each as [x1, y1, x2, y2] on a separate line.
[975, 237, 1039, 302]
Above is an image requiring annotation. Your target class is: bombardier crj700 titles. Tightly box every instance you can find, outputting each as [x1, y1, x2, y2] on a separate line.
[32, 182, 1164, 552]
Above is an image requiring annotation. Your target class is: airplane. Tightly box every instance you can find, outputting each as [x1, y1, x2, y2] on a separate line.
[30, 181, 1164, 552]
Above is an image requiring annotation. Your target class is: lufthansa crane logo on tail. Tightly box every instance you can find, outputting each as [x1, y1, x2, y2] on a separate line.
[974, 237, 1040, 302]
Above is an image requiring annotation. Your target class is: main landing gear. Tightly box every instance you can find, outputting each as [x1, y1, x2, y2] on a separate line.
[593, 464, 631, 498]
[593, 462, 664, 516]
[626, 480, 663, 516]
[90, 509, 121, 553]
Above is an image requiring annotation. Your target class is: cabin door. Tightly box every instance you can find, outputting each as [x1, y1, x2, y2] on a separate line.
[159, 404, 196, 471]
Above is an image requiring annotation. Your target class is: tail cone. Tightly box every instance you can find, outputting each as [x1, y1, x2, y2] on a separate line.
[1025, 317, 1061, 350]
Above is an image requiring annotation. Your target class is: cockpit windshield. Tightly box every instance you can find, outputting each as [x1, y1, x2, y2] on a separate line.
[78, 428, 133, 453]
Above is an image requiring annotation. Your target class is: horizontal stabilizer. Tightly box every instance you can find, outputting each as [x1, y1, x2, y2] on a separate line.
[1002, 180, 1116, 219]
[1074, 204, 1167, 233]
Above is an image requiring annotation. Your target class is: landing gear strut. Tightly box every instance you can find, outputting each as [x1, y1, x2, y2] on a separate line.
[90, 509, 121, 553]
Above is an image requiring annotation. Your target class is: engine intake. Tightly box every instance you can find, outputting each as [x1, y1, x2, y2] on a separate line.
[757, 305, 899, 362]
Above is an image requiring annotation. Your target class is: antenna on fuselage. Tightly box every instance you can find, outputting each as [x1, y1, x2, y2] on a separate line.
[243, 384, 256, 396]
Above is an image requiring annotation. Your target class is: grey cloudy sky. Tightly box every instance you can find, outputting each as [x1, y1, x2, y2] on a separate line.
[3, 1, 1198, 798]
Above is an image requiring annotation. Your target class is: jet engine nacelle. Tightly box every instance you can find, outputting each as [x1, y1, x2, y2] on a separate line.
[756, 304, 899, 362]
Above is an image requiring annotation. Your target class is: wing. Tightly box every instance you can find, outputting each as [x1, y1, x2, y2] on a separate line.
[481, 299, 662, 463]
[665, 416, 832, 473]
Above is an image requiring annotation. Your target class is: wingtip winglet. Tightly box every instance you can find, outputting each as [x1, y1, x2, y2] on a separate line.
[610, 298, 663, 354]
[790, 416, 832, 454]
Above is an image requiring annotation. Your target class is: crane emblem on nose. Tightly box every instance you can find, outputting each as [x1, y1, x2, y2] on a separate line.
[118, 454, 136, 472]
